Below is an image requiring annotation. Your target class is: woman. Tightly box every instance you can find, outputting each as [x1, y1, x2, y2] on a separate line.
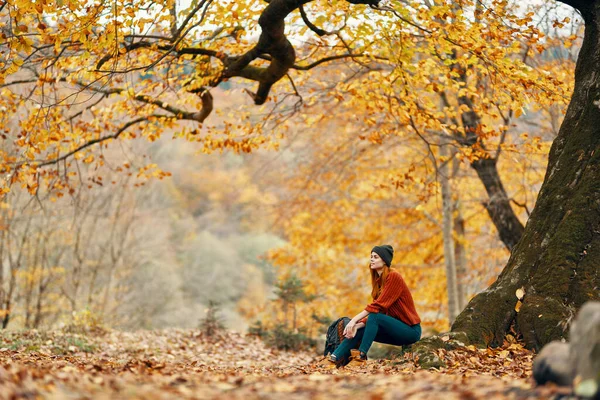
[322, 245, 421, 368]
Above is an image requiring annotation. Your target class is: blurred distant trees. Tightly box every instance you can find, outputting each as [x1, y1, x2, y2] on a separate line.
[0, 142, 281, 330]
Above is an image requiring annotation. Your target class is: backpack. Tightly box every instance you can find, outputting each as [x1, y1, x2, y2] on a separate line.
[323, 317, 359, 356]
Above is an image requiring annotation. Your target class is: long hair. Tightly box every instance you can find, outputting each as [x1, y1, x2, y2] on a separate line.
[370, 264, 392, 300]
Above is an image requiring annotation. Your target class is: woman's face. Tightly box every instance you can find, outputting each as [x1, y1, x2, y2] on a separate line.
[370, 252, 386, 271]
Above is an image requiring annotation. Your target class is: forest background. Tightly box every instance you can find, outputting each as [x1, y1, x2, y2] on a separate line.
[0, 0, 584, 344]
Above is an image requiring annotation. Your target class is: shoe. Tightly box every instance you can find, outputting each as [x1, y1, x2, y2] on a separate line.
[344, 349, 367, 370]
[315, 354, 340, 370]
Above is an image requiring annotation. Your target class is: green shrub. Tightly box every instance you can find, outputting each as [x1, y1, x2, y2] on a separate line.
[256, 323, 316, 352]
[199, 300, 225, 338]
[247, 320, 266, 338]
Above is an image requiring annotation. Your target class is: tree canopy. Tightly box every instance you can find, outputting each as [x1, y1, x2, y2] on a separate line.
[1, 0, 573, 193]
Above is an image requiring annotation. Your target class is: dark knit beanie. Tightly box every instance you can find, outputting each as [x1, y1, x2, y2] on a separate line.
[372, 245, 394, 267]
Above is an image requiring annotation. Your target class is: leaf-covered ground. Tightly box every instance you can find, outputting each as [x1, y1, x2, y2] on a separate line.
[0, 329, 572, 399]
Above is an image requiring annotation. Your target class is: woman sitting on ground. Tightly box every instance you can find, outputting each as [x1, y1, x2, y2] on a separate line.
[324, 245, 422, 368]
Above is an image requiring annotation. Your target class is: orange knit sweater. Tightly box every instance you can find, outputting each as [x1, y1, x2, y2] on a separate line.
[364, 270, 421, 326]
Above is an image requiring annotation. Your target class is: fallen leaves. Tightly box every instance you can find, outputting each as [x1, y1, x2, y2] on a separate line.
[423, 342, 534, 380]
[0, 329, 576, 399]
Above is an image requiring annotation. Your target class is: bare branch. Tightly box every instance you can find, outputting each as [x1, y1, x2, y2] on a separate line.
[0, 79, 38, 88]
[96, 41, 221, 70]
[174, 0, 210, 39]
[299, 5, 328, 36]
[511, 199, 531, 218]
[292, 53, 380, 70]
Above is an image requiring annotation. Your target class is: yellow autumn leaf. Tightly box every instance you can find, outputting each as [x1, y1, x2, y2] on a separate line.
[515, 288, 525, 300]
[498, 350, 510, 358]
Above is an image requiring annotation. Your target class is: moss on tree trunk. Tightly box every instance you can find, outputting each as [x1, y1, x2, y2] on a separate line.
[452, 1, 600, 350]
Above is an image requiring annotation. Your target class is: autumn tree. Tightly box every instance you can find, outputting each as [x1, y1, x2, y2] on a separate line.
[261, 0, 575, 334]
[452, 0, 600, 350]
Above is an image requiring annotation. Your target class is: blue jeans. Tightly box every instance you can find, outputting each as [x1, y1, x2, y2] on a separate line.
[332, 313, 421, 361]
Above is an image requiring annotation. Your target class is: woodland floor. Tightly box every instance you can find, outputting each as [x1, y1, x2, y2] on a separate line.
[0, 329, 575, 399]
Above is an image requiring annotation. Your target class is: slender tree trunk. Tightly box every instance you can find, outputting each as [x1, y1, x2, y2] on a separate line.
[101, 265, 114, 319]
[2, 277, 12, 329]
[0, 228, 5, 327]
[440, 144, 460, 323]
[293, 304, 297, 332]
[87, 255, 105, 309]
[33, 229, 52, 329]
[33, 283, 44, 329]
[3, 209, 31, 329]
[452, 1, 600, 350]
[2, 269, 15, 329]
[24, 231, 42, 329]
[33, 257, 46, 329]
[452, 157, 468, 311]
[442, 46, 525, 252]
[454, 201, 468, 311]
[470, 158, 524, 251]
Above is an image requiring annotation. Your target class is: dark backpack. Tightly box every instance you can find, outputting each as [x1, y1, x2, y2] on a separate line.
[323, 317, 359, 357]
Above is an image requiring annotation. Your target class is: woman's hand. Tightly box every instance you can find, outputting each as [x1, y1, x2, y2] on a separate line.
[342, 310, 369, 339]
[343, 321, 356, 338]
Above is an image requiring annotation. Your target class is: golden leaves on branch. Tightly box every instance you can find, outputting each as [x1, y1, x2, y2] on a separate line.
[1, 0, 252, 188]
[0, 0, 578, 198]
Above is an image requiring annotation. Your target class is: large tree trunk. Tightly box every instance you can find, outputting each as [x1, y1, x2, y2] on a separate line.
[452, 1, 600, 350]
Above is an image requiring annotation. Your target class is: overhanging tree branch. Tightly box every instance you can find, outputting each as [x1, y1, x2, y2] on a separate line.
[221, 0, 380, 105]
[80, 83, 214, 124]
[34, 116, 162, 168]
[92, 0, 382, 107]
[22, 85, 214, 170]
[7, 0, 384, 175]
[96, 42, 222, 70]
